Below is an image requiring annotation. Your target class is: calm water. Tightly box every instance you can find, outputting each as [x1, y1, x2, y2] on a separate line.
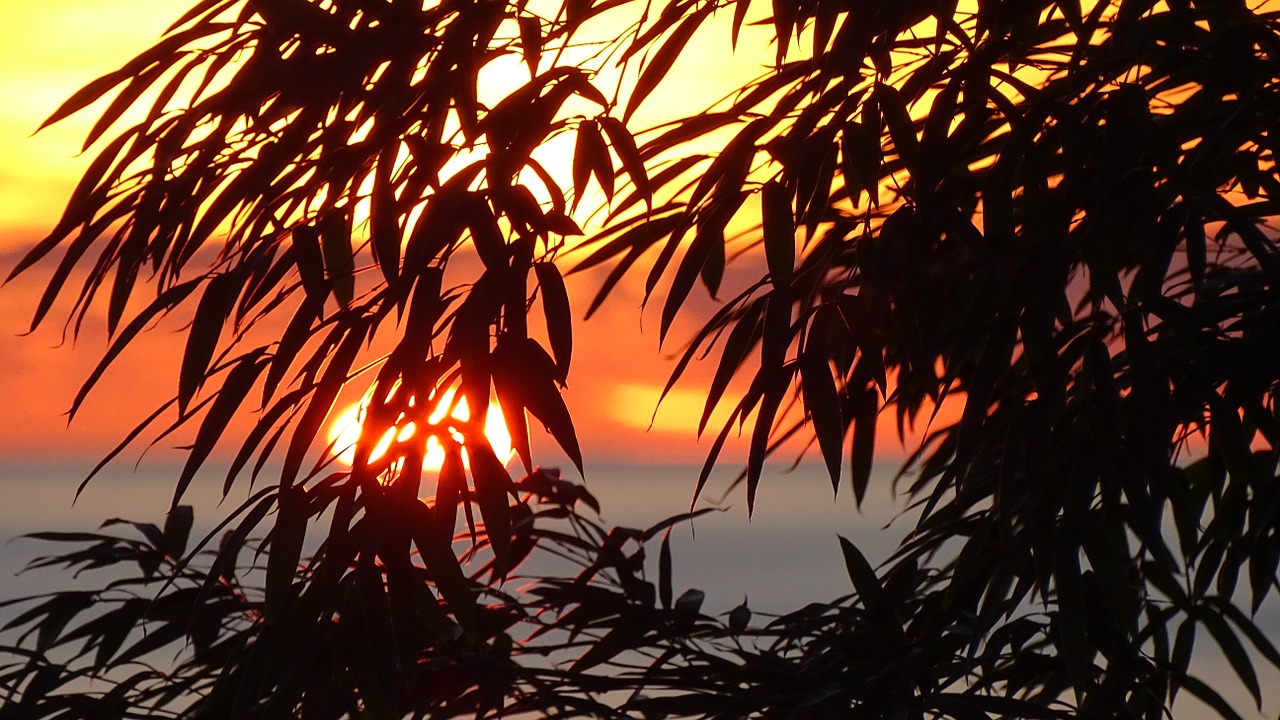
[0, 459, 903, 612]
[2, 459, 1276, 719]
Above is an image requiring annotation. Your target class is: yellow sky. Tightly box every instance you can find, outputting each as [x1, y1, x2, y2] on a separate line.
[0, 1, 186, 458]
[0, 1, 180, 238]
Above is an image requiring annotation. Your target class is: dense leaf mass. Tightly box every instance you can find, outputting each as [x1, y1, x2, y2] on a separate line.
[3, 0, 1280, 718]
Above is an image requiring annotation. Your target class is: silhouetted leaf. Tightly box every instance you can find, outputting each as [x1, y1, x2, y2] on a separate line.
[1200, 606, 1262, 708]
[69, 278, 201, 421]
[659, 530, 673, 611]
[370, 146, 401, 286]
[801, 343, 842, 490]
[838, 535, 881, 608]
[599, 116, 652, 210]
[319, 215, 355, 307]
[179, 272, 239, 414]
[1178, 674, 1249, 720]
[760, 179, 794, 287]
[848, 388, 877, 507]
[840, 120, 879, 206]
[673, 588, 704, 615]
[280, 319, 369, 489]
[291, 224, 328, 305]
[534, 262, 572, 384]
[470, 440, 515, 578]
[624, 9, 708, 124]
[161, 505, 193, 560]
[265, 485, 308, 620]
[518, 15, 541, 77]
[492, 336, 583, 475]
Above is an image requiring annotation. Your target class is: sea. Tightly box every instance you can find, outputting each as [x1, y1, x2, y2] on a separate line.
[1, 459, 1276, 719]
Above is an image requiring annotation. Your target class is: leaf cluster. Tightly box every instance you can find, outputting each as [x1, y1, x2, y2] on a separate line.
[5, 0, 1280, 718]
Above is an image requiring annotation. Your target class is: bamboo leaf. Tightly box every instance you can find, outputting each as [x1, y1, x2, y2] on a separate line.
[469, 439, 514, 579]
[493, 336, 583, 476]
[572, 121, 594, 214]
[161, 505, 194, 560]
[728, 596, 750, 633]
[518, 15, 542, 77]
[849, 388, 877, 507]
[624, 10, 706, 124]
[370, 145, 401, 287]
[1178, 674, 1248, 720]
[761, 179, 794, 287]
[37, 23, 231, 133]
[659, 530, 673, 611]
[838, 535, 882, 608]
[280, 319, 369, 489]
[291, 224, 328, 305]
[801, 345, 842, 490]
[319, 215, 355, 308]
[175, 349, 268, 507]
[179, 272, 239, 414]
[265, 485, 309, 620]
[409, 497, 477, 636]
[534, 261, 573, 384]
[599, 116, 652, 210]
[584, 120, 616, 203]
[69, 279, 201, 421]
[1199, 606, 1263, 708]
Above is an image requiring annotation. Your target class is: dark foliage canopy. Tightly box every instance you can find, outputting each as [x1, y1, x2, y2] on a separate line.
[3, 0, 1280, 718]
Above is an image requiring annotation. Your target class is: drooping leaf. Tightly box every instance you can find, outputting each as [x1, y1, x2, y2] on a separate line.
[69, 278, 202, 421]
[624, 9, 708, 124]
[265, 485, 309, 620]
[492, 336, 583, 476]
[760, 179, 794, 287]
[369, 145, 401, 287]
[658, 530, 673, 611]
[319, 215, 355, 307]
[518, 14, 542, 77]
[848, 388, 877, 508]
[179, 272, 240, 414]
[280, 319, 369, 489]
[599, 116, 652, 210]
[838, 535, 882, 608]
[801, 342, 843, 490]
[291, 223, 328, 306]
[469, 439, 515, 579]
[175, 349, 268, 506]
[534, 261, 573, 384]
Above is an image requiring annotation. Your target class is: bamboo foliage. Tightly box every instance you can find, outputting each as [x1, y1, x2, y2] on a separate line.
[4, 0, 1280, 718]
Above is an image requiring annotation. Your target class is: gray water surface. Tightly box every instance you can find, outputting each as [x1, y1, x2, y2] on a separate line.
[2, 459, 1276, 719]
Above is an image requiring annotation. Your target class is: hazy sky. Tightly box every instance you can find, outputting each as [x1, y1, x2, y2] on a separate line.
[0, 0, 935, 471]
[0, 1, 181, 458]
[0, 0, 757, 467]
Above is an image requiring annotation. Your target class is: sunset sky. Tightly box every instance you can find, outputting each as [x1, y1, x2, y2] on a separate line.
[5, 9, 1274, 717]
[0, 0, 840, 470]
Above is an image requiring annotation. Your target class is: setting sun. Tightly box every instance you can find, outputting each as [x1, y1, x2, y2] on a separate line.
[328, 386, 513, 473]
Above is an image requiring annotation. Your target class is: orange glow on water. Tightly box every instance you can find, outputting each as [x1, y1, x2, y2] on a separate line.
[328, 386, 513, 472]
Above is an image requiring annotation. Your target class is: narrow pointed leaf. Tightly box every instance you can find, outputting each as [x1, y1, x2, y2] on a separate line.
[69, 279, 201, 421]
[849, 388, 877, 507]
[838, 535, 882, 607]
[761, 179, 794, 287]
[599, 116, 652, 210]
[534, 262, 573, 384]
[319, 216, 355, 307]
[624, 11, 706, 124]
[179, 272, 239, 414]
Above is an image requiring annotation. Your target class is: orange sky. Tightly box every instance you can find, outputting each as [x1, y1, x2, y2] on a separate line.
[0, 0, 926, 473]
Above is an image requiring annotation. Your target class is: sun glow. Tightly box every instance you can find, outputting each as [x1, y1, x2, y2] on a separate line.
[328, 386, 514, 473]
